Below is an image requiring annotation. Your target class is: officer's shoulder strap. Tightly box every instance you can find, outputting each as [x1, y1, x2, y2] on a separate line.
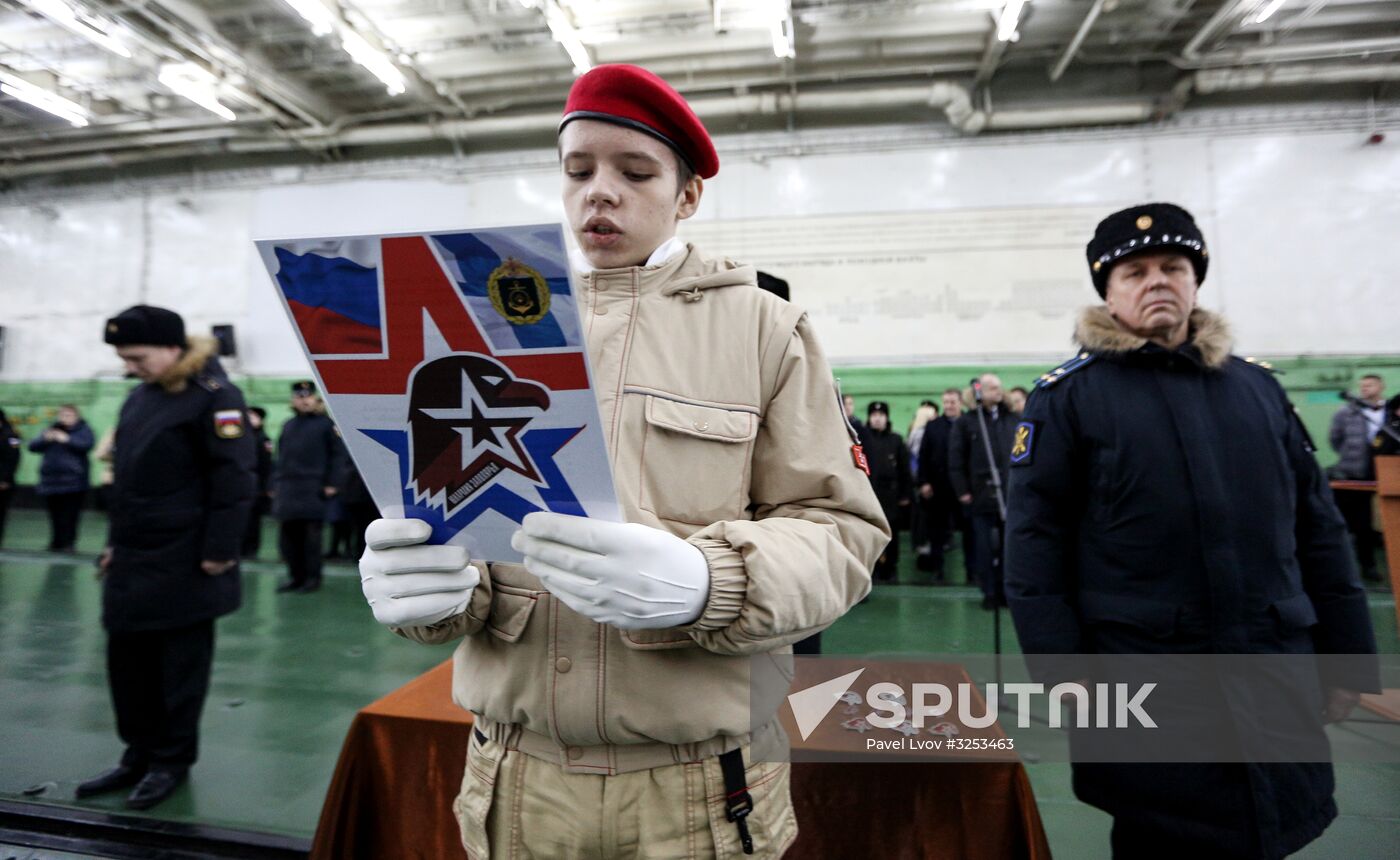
[1230, 356, 1312, 450]
[193, 373, 224, 394]
[1233, 355, 1283, 376]
[1034, 351, 1097, 390]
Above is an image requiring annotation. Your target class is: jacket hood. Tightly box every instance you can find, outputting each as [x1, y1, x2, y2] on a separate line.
[154, 335, 220, 393]
[1075, 305, 1233, 370]
[661, 244, 757, 299]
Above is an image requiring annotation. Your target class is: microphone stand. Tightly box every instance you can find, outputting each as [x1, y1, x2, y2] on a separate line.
[970, 379, 1009, 689]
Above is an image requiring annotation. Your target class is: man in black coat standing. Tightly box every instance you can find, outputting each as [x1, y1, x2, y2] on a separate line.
[862, 401, 910, 582]
[0, 408, 20, 547]
[916, 388, 962, 581]
[1005, 203, 1379, 859]
[80, 305, 255, 810]
[948, 373, 1018, 608]
[272, 381, 344, 593]
[241, 407, 274, 559]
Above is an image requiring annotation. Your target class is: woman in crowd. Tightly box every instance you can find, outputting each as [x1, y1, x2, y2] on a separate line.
[28, 404, 94, 552]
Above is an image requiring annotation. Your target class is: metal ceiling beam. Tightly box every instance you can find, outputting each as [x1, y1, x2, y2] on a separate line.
[973, 30, 1010, 88]
[120, 0, 340, 128]
[1049, 0, 1108, 82]
[1181, 0, 1252, 62]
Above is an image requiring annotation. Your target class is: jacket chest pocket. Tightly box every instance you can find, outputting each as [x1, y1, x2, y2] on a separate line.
[638, 395, 758, 526]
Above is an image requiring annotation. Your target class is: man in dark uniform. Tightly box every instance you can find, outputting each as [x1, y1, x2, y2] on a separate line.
[339, 464, 378, 560]
[272, 381, 344, 593]
[843, 394, 865, 441]
[79, 305, 255, 810]
[948, 373, 1017, 608]
[0, 408, 20, 547]
[916, 389, 961, 581]
[241, 406, 274, 559]
[1372, 393, 1400, 458]
[1004, 203, 1379, 859]
[862, 401, 910, 582]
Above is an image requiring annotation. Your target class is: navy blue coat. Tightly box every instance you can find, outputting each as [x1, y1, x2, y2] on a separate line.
[1005, 308, 1379, 859]
[272, 411, 345, 521]
[0, 423, 19, 485]
[916, 415, 955, 494]
[948, 405, 1018, 515]
[29, 420, 94, 495]
[106, 347, 255, 632]
[863, 426, 910, 525]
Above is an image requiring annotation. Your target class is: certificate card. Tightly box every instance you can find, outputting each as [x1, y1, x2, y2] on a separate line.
[257, 224, 621, 563]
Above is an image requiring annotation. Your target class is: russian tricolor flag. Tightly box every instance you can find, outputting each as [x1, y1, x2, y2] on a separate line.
[274, 244, 384, 355]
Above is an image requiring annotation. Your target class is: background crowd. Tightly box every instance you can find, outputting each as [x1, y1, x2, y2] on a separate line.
[0, 371, 1393, 600]
[0, 381, 375, 596]
[843, 372, 1395, 607]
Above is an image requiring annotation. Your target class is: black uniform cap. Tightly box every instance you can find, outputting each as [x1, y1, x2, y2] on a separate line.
[867, 401, 890, 416]
[291, 380, 317, 397]
[104, 305, 186, 347]
[1086, 203, 1209, 297]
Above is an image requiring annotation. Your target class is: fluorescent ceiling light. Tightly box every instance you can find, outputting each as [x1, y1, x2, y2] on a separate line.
[765, 0, 796, 60]
[0, 71, 89, 126]
[540, 1, 590, 75]
[281, 0, 337, 36]
[340, 30, 407, 95]
[23, 0, 132, 58]
[279, 0, 407, 95]
[770, 16, 795, 59]
[996, 0, 1027, 42]
[158, 62, 235, 122]
[517, 0, 591, 75]
[1254, 0, 1287, 24]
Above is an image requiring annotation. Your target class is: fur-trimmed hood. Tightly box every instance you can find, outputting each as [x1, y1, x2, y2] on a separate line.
[153, 335, 220, 393]
[1074, 306, 1233, 370]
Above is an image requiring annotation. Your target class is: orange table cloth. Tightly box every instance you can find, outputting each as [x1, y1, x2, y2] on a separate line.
[310, 660, 1051, 860]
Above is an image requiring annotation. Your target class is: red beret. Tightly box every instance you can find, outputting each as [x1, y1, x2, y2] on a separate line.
[560, 64, 719, 179]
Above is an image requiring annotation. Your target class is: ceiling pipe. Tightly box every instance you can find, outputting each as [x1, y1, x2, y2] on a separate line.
[985, 102, 1157, 129]
[930, 81, 987, 133]
[0, 90, 1147, 178]
[1194, 62, 1400, 92]
[12, 57, 1398, 181]
[1177, 0, 1400, 68]
[1192, 36, 1400, 66]
[0, 143, 220, 178]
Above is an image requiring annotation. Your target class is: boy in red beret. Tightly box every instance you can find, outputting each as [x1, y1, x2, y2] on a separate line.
[359, 64, 888, 858]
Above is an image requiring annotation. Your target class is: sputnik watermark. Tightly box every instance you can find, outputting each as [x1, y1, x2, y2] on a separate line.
[786, 669, 1157, 742]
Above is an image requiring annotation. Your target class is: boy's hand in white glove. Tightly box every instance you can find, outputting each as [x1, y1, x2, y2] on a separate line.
[511, 512, 710, 630]
[360, 519, 481, 627]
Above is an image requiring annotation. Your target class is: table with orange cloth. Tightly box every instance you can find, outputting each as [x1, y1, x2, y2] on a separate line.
[1331, 465, 1399, 629]
[310, 660, 1052, 860]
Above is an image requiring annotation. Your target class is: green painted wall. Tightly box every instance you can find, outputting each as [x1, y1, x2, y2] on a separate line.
[2, 355, 1396, 486]
[826, 353, 1400, 470]
[0, 376, 305, 486]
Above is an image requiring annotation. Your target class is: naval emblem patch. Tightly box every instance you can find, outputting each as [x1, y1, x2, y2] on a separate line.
[1009, 421, 1037, 466]
[487, 258, 551, 325]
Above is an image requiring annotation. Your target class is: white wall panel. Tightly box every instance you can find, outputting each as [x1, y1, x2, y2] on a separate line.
[0, 199, 146, 379]
[1, 123, 1397, 382]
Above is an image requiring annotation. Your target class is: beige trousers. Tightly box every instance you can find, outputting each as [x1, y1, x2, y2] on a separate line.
[454, 731, 797, 859]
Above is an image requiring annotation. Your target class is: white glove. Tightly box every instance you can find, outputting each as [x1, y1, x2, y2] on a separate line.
[360, 519, 482, 628]
[511, 512, 710, 630]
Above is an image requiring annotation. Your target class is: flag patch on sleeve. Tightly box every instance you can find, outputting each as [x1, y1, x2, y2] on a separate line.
[214, 409, 245, 439]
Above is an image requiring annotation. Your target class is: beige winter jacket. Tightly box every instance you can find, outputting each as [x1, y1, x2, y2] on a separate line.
[396, 244, 889, 773]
